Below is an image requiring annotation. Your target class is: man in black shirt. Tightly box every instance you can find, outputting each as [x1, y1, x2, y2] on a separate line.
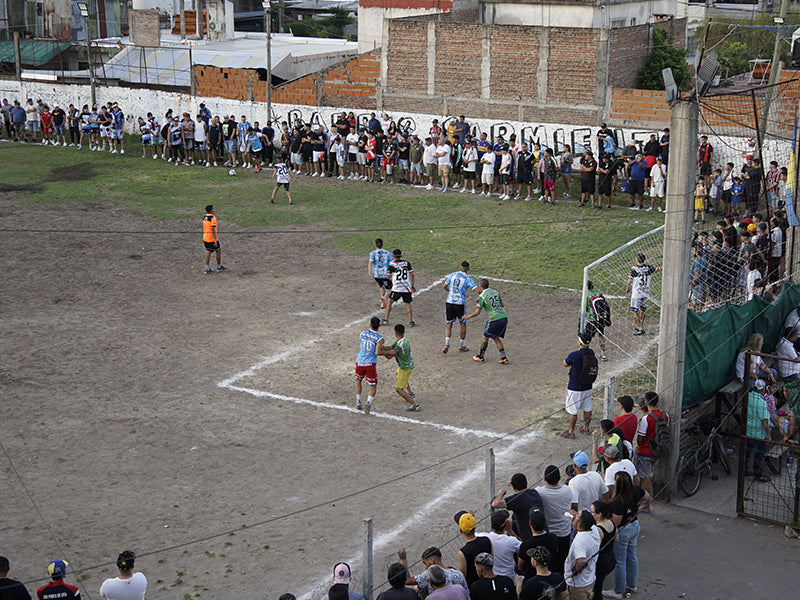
[0, 556, 31, 600]
[519, 547, 566, 600]
[397, 134, 411, 183]
[469, 553, 516, 600]
[456, 512, 492, 587]
[517, 509, 561, 579]
[51, 104, 66, 146]
[491, 473, 544, 540]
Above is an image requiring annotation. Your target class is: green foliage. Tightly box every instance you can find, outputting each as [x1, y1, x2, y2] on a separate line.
[716, 41, 750, 78]
[638, 27, 691, 91]
[288, 8, 354, 39]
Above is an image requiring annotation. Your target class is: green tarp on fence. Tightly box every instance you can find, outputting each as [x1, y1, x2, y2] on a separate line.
[683, 282, 800, 408]
[0, 40, 71, 67]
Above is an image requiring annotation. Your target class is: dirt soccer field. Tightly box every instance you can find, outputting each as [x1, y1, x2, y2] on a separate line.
[1, 191, 610, 599]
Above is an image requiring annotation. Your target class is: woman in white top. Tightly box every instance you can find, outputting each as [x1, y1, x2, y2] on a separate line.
[735, 333, 776, 385]
[99, 550, 146, 600]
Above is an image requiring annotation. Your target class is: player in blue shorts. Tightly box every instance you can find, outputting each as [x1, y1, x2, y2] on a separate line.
[463, 279, 509, 364]
[369, 238, 393, 308]
[442, 261, 478, 354]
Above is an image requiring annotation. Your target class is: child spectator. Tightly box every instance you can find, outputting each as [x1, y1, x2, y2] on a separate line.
[731, 176, 744, 216]
[694, 176, 707, 224]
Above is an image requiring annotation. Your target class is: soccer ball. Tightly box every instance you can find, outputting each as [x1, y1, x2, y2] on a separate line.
[228, 169, 237, 176]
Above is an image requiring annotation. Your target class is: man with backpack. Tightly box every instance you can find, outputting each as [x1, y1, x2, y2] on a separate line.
[583, 280, 611, 361]
[558, 332, 598, 439]
[634, 391, 670, 511]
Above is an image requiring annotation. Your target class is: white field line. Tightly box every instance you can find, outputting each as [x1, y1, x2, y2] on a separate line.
[296, 430, 542, 600]
[217, 276, 518, 440]
[479, 275, 582, 294]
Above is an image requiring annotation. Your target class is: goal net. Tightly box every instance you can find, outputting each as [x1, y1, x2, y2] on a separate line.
[580, 225, 665, 401]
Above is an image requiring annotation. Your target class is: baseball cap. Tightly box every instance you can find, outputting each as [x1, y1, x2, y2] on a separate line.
[603, 444, 620, 460]
[47, 560, 68, 577]
[754, 379, 766, 390]
[279, 594, 297, 600]
[453, 510, 468, 525]
[526, 546, 551, 567]
[490, 509, 509, 530]
[458, 512, 477, 533]
[474, 552, 493, 567]
[333, 562, 351, 584]
[571, 450, 589, 469]
[617, 395, 634, 412]
[578, 332, 592, 346]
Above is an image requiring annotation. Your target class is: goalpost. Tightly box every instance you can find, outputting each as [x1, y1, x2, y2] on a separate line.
[580, 225, 665, 400]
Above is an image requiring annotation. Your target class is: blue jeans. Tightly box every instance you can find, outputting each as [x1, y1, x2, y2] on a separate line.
[613, 519, 640, 593]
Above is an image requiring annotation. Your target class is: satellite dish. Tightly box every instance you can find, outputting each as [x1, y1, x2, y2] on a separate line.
[662, 68, 678, 103]
[696, 55, 720, 98]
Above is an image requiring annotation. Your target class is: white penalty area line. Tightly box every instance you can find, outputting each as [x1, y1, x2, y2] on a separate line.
[217, 277, 519, 440]
[480, 275, 582, 294]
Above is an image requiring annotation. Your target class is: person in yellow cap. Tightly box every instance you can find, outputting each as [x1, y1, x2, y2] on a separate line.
[455, 511, 491, 587]
[38, 560, 79, 600]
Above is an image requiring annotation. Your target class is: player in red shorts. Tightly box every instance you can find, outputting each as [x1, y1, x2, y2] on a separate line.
[355, 316, 387, 415]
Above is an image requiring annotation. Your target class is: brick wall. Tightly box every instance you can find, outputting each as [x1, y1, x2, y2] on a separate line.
[194, 51, 380, 108]
[435, 22, 482, 97]
[547, 28, 599, 105]
[609, 88, 670, 127]
[609, 18, 687, 89]
[489, 25, 538, 101]
[386, 20, 428, 94]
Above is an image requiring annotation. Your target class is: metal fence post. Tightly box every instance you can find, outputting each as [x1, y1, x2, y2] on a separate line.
[605, 376, 616, 420]
[363, 518, 373, 600]
[486, 447, 495, 509]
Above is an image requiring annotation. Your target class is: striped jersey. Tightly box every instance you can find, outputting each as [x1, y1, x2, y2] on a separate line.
[388, 258, 413, 293]
[356, 328, 383, 364]
[369, 248, 392, 278]
[445, 271, 477, 305]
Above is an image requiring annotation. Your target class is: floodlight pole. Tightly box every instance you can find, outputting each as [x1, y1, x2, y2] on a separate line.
[263, 0, 272, 126]
[654, 97, 697, 501]
[78, 2, 96, 105]
[758, 0, 789, 155]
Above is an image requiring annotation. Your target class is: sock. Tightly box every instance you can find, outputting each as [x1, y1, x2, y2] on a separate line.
[356, 394, 361, 403]
[459, 339, 466, 348]
[479, 342, 488, 358]
[500, 349, 507, 359]
[445, 336, 450, 346]
[367, 395, 374, 405]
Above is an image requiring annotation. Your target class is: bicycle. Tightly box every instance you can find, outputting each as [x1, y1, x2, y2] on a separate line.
[678, 416, 731, 496]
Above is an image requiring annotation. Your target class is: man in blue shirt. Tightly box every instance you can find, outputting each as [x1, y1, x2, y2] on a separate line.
[368, 238, 393, 308]
[355, 316, 386, 414]
[198, 102, 211, 127]
[110, 103, 125, 154]
[442, 261, 478, 354]
[745, 380, 771, 482]
[559, 333, 596, 439]
[627, 154, 647, 210]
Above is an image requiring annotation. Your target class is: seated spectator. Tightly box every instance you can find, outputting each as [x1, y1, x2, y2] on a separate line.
[376, 564, 419, 600]
[397, 547, 467, 595]
[776, 328, 800, 381]
[426, 566, 469, 600]
[736, 333, 776, 385]
[519, 547, 566, 600]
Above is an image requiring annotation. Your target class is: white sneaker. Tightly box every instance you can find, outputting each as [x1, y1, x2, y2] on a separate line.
[471, 189, 476, 194]
[479, 191, 486, 196]
[213, 162, 218, 167]
[525, 195, 532, 201]
[120, 149, 124, 154]
[646, 207, 653, 211]
[111, 149, 117, 154]
[68, 143, 75, 147]
[167, 157, 173, 163]
[425, 184, 433, 190]
[338, 175, 345, 180]
[538, 195, 545, 202]
[62, 142, 67, 147]
[460, 187, 467, 193]
[190, 160, 195, 165]
[452, 183, 460, 189]
[153, 154, 158, 159]
[311, 172, 318, 177]
[602, 592, 623, 600]
[141, 154, 146, 158]
[76, 144, 81, 149]
[320, 172, 326, 178]
[205, 162, 211, 167]
[514, 194, 521, 199]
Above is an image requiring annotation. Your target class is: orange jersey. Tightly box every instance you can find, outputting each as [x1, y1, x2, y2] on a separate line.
[203, 213, 217, 243]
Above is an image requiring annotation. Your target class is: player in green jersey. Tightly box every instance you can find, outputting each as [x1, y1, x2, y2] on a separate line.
[464, 279, 509, 364]
[383, 324, 421, 411]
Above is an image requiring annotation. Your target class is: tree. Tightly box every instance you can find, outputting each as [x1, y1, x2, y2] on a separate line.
[716, 41, 750, 78]
[289, 8, 354, 40]
[638, 27, 691, 91]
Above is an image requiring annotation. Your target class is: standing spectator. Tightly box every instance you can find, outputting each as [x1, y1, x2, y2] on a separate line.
[698, 135, 713, 177]
[568, 450, 608, 513]
[442, 261, 478, 354]
[198, 102, 211, 127]
[377, 563, 419, 600]
[409, 135, 424, 185]
[67, 104, 80, 146]
[693, 176, 708, 224]
[320, 564, 366, 600]
[536, 466, 574, 572]
[99, 551, 145, 600]
[590, 502, 616, 600]
[10, 100, 26, 142]
[602, 445, 636, 499]
[25, 99, 38, 142]
[78, 105, 92, 149]
[202, 204, 226, 274]
[208, 115, 221, 166]
[397, 548, 468, 595]
[579, 150, 596, 208]
[688, 244, 708, 312]
[560, 144, 574, 198]
[606, 472, 649, 599]
[634, 391, 668, 511]
[498, 146, 512, 200]
[39, 105, 53, 145]
[519, 547, 566, 600]
[596, 154, 614, 210]
[743, 157, 763, 214]
[0, 98, 11, 138]
[456, 513, 492, 587]
[563, 512, 600, 600]
[429, 119, 443, 145]
[397, 133, 411, 184]
[346, 126, 360, 179]
[517, 510, 560, 578]
[223, 115, 238, 167]
[168, 116, 185, 164]
[470, 554, 516, 600]
[384, 248, 416, 326]
[649, 155, 666, 212]
[514, 143, 533, 200]
[368, 112, 381, 133]
[541, 148, 558, 205]
[626, 254, 661, 336]
[0, 555, 31, 600]
[558, 332, 596, 439]
[37, 560, 79, 600]
[769, 216, 783, 281]
[435, 138, 452, 193]
[659, 127, 670, 165]
[110, 103, 125, 154]
[424, 567, 469, 600]
[745, 379, 772, 482]
[463, 278, 509, 364]
[596, 123, 613, 160]
[455, 115, 470, 145]
[461, 140, 478, 193]
[195, 114, 209, 167]
[491, 473, 544, 541]
[584, 280, 610, 361]
[612, 395, 638, 444]
[627, 154, 647, 210]
[181, 112, 195, 164]
[485, 510, 521, 580]
[51, 104, 66, 146]
[766, 161, 780, 209]
[480, 150, 495, 196]
[262, 120, 275, 166]
[775, 328, 800, 380]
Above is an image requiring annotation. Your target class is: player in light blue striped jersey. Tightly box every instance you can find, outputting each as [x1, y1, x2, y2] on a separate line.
[369, 238, 393, 308]
[442, 261, 478, 354]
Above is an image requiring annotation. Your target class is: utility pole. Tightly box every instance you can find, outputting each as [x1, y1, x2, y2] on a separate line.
[263, 0, 272, 126]
[77, 2, 96, 105]
[758, 0, 789, 155]
[179, 0, 186, 40]
[654, 97, 698, 500]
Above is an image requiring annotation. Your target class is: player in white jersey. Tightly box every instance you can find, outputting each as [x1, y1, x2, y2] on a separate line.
[355, 316, 386, 414]
[442, 260, 478, 353]
[270, 153, 297, 205]
[383, 248, 416, 326]
[369, 238, 393, 308]
[626, 253, 661, 335]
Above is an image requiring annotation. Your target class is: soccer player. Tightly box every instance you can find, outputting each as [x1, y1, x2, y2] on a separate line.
[369, 238, 392, 308]
[626, 253, 661, 335]
[270, 153, 297, 205]
[383, 323, 420, 411]
[202, 204, 227, 274]
[464, 279, 509, 364]
[384, 249, 416, 326]
[584, 280, 609, 361]
[355, 316, 386, 414]
[442, 261, 478, 354]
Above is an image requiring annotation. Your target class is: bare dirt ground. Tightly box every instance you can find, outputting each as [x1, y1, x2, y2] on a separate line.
[1, 193, 592, 600]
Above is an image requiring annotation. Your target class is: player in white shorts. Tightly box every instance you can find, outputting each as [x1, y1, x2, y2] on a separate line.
[271, 153, 297, 205]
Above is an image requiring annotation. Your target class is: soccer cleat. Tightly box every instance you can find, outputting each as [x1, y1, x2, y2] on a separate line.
[473, 355, 485, 362]
[216, 265, 227, 272]
[459, 346, 469, 352]
[365, 399, 372, 415]
[381, 318, 389, 325]
[204, 266, 213, 274]
[498, 357, 509, 364]
[408, 321, 416, 327]
[406, 404, 421, 412]
[356, 399, 363, 410]
[442, 346, 449, 354]
[254, 167, 262, 173]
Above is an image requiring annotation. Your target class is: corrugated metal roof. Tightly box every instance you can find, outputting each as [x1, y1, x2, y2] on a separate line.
[0, 40, 72, 67]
